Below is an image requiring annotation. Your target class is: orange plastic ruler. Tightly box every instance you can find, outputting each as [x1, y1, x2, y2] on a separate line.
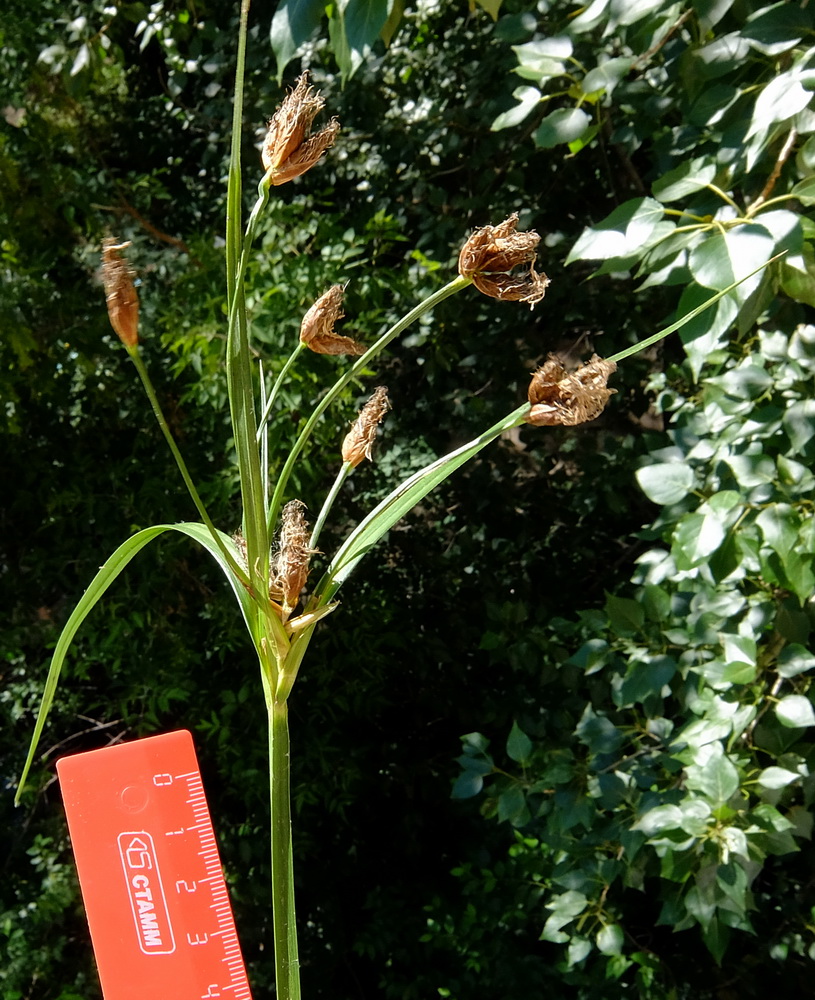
[57, 729, 253, 1000]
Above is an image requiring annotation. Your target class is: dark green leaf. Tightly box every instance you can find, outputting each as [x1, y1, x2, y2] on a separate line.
[270, 0, 326, 83]
[777, 644, 815, 679]
[615, 655, 676, 708]
[677, 284, 738, 379]
[702, 915, 730, 964]
[576, 705, 623, 754]
[506, 721, 533, 764]
[452, 772, 485, 799]
[344, 0, 390, 71]
[497, 784, 528, 824]
[566, 638, 611, 675]
[743, 2, 814, 57]
[605, 593, 645, 634]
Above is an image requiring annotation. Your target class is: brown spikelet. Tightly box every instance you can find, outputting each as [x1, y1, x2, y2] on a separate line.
[262, 73, 340, 186]
[300, 285, 367, 356]
[101, 239, 139, 348]
[458, 213, 550, 308]
[271, 500, 313, 614]
[342, 387, 390, 467]
[525, 354, 617, 427]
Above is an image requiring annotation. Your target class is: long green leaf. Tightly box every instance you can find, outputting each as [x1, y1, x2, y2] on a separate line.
[226, 0, 269, 588]
[312, 403, 529, 605]
[15, 523, 253, 804]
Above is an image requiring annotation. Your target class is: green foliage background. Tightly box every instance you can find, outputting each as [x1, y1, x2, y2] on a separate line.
[2, 0, 815, 997]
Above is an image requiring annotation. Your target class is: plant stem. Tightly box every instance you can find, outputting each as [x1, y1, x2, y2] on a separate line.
[225, 0, 269, 597]
[127, 348, 249, 587]
[310, 462, 353, 552]
[269, 695, 300, 1000]
[257, 342, 305, 441]
[267, 274, 472, 533]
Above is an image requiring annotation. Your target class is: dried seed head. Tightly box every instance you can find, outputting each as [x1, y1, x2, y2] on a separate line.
[101, 238, 139, 348]
[458, 213, 550, 307]
[300, 285, 367, 356]
[525, 354, 617, 427]
[342, 387, 390, 467]
[262, 73, 340, 186]
[271, 500, 313, 613]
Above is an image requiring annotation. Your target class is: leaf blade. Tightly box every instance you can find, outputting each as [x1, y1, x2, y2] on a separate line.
[15, 524, 253, 804]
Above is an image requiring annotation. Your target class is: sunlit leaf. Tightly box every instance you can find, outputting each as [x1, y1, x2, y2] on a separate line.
[776, 695, 815, 728]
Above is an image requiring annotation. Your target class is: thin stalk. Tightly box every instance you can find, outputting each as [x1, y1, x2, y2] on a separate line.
[257, 342, 305, 441]
[127, 348, 249, 587]
[607, 253, 785, 365]
[269, 697, 301, 1000]
[310, 461, 353, 552]
[225, 0, 269, 594]
[267, 274, 472, 532]
[705, 182, 741, 213]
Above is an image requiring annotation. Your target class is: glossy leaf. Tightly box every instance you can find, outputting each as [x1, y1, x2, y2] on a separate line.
[567, 197, 665, 263]
[491, 86, 541, 131]
[635, 462, 694, 505]
[270, 0, 325, 82]
[776, 695, 815, 729]
[652, 156, 717, 203]
[688, 227, 775, 304]
[533, 107, 591, 148]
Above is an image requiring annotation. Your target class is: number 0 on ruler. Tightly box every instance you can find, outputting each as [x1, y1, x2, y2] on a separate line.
[57, 730, 253, 1000]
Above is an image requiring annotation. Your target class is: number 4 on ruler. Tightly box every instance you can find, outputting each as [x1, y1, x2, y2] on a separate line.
[57, 730, 253, 1000]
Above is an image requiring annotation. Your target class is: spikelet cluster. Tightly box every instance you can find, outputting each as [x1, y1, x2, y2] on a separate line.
[271, 500, 313, 614]
[525, 354, 617, 427]
[342, 387, 390, 467]
[300, 285, 367, 356]
[262, 74, 340, 186]
[101, 238, 139, 348]
[458, 214, 550, 307]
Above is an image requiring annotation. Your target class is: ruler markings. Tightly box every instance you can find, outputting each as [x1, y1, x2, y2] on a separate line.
[57, 730, 253, 999]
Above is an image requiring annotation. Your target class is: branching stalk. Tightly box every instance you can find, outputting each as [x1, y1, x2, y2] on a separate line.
[267, 274, 472, 532]
[258, 342, 305, 441]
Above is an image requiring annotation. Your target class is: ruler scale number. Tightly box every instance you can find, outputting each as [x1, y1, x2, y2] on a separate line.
[57, 730, 253, 1000]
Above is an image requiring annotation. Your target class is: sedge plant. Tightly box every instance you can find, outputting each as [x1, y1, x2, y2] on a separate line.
[15, 5, 778, 997]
